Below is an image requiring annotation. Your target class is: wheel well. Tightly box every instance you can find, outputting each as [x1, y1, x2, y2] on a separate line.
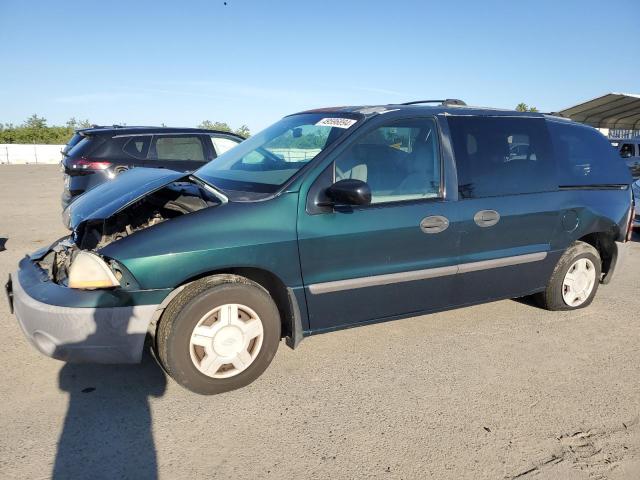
[577, 232, 616, 276]
[170, 268, 295, 340]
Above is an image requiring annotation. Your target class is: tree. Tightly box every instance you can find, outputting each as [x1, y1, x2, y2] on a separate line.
[515, 103, 539, 112]
[198, 120, 232, 132]
[235, 124, 251, 138]
[23, 114, 47, 129]
[0, 115, 94, 144]
[198, 120, 250, 137]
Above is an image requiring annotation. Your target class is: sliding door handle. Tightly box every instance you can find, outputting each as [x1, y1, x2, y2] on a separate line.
[474, 210, 500, 227]
[420, 215, 450, 234]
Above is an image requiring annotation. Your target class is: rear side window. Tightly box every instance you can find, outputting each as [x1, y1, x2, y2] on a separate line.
[153, 135, 205, 161]
[122, 136, 151, 159]
[448, 116, 555, 198]
[548, 121, 632, 186]
[211, 136, 241, 156]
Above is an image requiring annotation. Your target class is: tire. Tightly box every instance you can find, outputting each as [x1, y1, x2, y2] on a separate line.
[156, 274, 281, 395]
[535, 241, 602, 311]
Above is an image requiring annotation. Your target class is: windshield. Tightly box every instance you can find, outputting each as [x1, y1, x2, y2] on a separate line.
[195, 113, 360, 194]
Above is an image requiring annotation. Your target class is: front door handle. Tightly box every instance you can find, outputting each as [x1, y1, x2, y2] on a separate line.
[474, 210, 500, 227]
[420, 215, 450, 234]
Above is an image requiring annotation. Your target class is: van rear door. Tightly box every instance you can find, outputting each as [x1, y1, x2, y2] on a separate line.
[446, 115, 562, 303]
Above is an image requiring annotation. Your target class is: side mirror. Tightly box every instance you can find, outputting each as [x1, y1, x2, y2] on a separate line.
[325, 179, 372, 206]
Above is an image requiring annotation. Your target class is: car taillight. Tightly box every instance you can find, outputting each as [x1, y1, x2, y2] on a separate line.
[69, 158, 112, 171]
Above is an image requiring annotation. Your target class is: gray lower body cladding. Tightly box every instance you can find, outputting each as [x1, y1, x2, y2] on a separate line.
[11, 273, 158, 363]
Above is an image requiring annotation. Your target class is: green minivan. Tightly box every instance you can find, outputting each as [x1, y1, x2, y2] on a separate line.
[8, 101, 634, 394]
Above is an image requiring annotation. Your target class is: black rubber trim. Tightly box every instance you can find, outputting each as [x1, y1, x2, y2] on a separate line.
[285, 287, 304, 349]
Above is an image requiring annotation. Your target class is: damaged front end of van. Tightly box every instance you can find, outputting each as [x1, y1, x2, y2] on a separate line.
[6, 168, 226, 363]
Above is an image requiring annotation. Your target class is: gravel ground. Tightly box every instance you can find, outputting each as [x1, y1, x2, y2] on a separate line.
[0, 165, 639, 480]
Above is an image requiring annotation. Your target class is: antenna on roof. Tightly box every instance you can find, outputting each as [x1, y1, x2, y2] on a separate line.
[401, 99, 467, 106]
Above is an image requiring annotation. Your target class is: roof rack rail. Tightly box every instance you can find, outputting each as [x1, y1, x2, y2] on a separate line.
[401, 99, 467, 106]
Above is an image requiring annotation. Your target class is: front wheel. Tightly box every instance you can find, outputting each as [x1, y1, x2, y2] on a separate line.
[156, 275, 281, 395]
[535, 241, 601, 311]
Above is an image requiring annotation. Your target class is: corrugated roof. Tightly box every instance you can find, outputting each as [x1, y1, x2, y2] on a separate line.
[559, 93, 640, 129]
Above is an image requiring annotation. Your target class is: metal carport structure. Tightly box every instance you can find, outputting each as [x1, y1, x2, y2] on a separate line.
[558, 93, 640, 131]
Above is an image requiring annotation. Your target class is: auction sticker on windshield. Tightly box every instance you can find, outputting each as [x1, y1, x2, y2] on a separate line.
[315, 118, 357, 129]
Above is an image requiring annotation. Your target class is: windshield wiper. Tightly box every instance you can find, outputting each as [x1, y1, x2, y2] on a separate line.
[190, 175, 228, 204]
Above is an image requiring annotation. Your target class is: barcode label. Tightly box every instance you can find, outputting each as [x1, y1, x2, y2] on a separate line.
[315, 118, 357, 129]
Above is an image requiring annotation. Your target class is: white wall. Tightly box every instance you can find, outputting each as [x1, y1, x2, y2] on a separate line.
[0, 145, 321, 164]
[0, 144, 64, 165]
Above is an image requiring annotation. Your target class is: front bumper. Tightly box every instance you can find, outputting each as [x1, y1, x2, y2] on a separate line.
[7, 261, 160, 364]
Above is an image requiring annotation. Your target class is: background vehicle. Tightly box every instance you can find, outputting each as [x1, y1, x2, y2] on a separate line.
[61, 126, 244, 209]
[610, 137, 640, 178]
[9, 102, 634, 395]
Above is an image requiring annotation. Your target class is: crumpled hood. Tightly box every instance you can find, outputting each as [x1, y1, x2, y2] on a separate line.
[63, 168, 188, 229]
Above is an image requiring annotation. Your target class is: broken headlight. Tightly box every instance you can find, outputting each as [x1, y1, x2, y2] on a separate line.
[67, 251, 120, 290]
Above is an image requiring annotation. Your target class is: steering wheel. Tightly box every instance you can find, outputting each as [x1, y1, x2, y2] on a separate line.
[255, 147, 287, 167]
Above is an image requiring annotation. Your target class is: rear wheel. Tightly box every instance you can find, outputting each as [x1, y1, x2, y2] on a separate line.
[156, 275, 281, 394]
[535, 241, 601, 311]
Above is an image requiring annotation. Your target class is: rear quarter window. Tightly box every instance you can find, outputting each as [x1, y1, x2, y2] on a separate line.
[448, 116, 556, 198]
[122, 136, 151, 160]
[548, 121, 632, 186]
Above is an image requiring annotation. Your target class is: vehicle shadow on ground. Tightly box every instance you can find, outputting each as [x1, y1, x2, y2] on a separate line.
[52, 351, 166, 479]
[512, 295, 540, 308]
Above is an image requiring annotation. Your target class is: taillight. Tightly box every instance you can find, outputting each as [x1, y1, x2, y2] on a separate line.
[68, 158, 112, 171]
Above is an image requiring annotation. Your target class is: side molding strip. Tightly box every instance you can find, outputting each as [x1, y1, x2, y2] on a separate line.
[308, 251, 547, 295]
[456, 251, 547, 274]
[308, 265, 458, 295]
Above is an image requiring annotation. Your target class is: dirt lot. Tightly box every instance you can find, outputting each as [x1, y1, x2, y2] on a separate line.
[0, 165, 639, 480]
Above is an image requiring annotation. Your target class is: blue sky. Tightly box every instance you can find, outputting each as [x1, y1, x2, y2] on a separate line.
[1, 0, 638, 132]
